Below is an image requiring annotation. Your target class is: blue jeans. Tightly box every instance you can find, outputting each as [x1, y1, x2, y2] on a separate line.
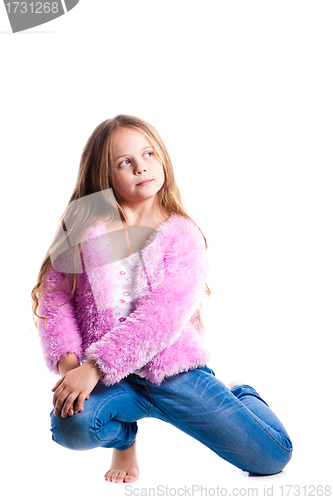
[50, 365, 293, 476]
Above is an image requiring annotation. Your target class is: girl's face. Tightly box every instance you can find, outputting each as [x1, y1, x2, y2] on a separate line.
[111, 127, 165, 207]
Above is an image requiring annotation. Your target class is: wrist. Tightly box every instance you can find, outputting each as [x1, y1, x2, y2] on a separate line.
[84, 359, 103, 380]
[58, 353, 80, 377]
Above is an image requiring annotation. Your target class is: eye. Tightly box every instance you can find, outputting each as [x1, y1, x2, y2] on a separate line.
[144, 151, 153, 158]
[118, 159, 130, 167]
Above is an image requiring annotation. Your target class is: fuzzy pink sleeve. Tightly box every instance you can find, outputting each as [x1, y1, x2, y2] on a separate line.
[85, 218, 208, 386]
[37, 265, 83, 375]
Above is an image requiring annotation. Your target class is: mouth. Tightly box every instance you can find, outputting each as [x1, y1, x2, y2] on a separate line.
[136, 179, 153, 186]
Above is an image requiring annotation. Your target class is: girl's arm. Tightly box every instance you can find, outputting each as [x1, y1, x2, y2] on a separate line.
[37, 267, 84, 375]
[85, 217, 208, 386]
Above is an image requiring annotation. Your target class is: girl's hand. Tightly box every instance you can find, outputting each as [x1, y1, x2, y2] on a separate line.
[52, 360, 102, 418]
[56, 353, 83, 416]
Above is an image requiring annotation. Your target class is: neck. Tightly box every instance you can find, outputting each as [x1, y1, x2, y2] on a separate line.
[120, 200, 169, 227]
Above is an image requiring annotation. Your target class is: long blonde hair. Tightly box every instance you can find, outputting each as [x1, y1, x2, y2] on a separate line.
[31, 114, 211, 329]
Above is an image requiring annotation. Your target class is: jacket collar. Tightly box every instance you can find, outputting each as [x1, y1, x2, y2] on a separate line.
[80, 213, 176, 311]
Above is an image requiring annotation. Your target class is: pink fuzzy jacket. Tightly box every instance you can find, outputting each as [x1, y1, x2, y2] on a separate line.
[37, 213, 211, 386]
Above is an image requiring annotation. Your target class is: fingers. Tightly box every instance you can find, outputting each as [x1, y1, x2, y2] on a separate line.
[53, 381, 66, 410]
[52, 376, 65, 392]
[53, 389, 64, 415]
[53, 386, 87, 418]
[73, 393, 86, 414]
[53, 383, 76, 418]
[57, 390, 80, 418]
[61, 393, 79, 418]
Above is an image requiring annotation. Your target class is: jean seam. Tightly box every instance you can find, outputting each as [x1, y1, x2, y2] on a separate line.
[195, 368, 216, 378]
[144, 384, 153, 417]
[236, 397, 293, 454]
[126, 435, 136, 446]
[125, 376, 153, 417]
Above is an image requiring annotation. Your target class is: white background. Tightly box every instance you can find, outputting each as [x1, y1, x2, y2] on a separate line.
[1, 1, 332, 498]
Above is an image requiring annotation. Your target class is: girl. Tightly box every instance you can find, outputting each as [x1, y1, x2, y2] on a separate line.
[31, 114, 293, 483]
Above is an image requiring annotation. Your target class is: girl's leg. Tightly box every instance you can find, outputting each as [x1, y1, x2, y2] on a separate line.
[129, 366, 293, 476]
[50, 378, 147, 451]
[228, 382, 293, 475]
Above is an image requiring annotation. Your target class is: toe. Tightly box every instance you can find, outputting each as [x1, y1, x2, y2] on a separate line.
[228, 379, 243, 390]
[116, 471, 126, 483]
[105, 469, 118, 482]
[125, 469, 138, 482]
[111, 471, 120, 483]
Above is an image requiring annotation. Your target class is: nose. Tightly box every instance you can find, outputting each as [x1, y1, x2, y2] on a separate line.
[133, 157, 147, 175]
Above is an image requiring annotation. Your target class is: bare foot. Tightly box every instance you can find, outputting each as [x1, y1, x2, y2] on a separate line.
[228, 380, 243, 390]
[104, 440, 140, 483]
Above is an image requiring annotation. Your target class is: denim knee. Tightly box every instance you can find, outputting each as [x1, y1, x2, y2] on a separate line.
[50, 408, 99, 451]
[247, 443, 293, 476]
